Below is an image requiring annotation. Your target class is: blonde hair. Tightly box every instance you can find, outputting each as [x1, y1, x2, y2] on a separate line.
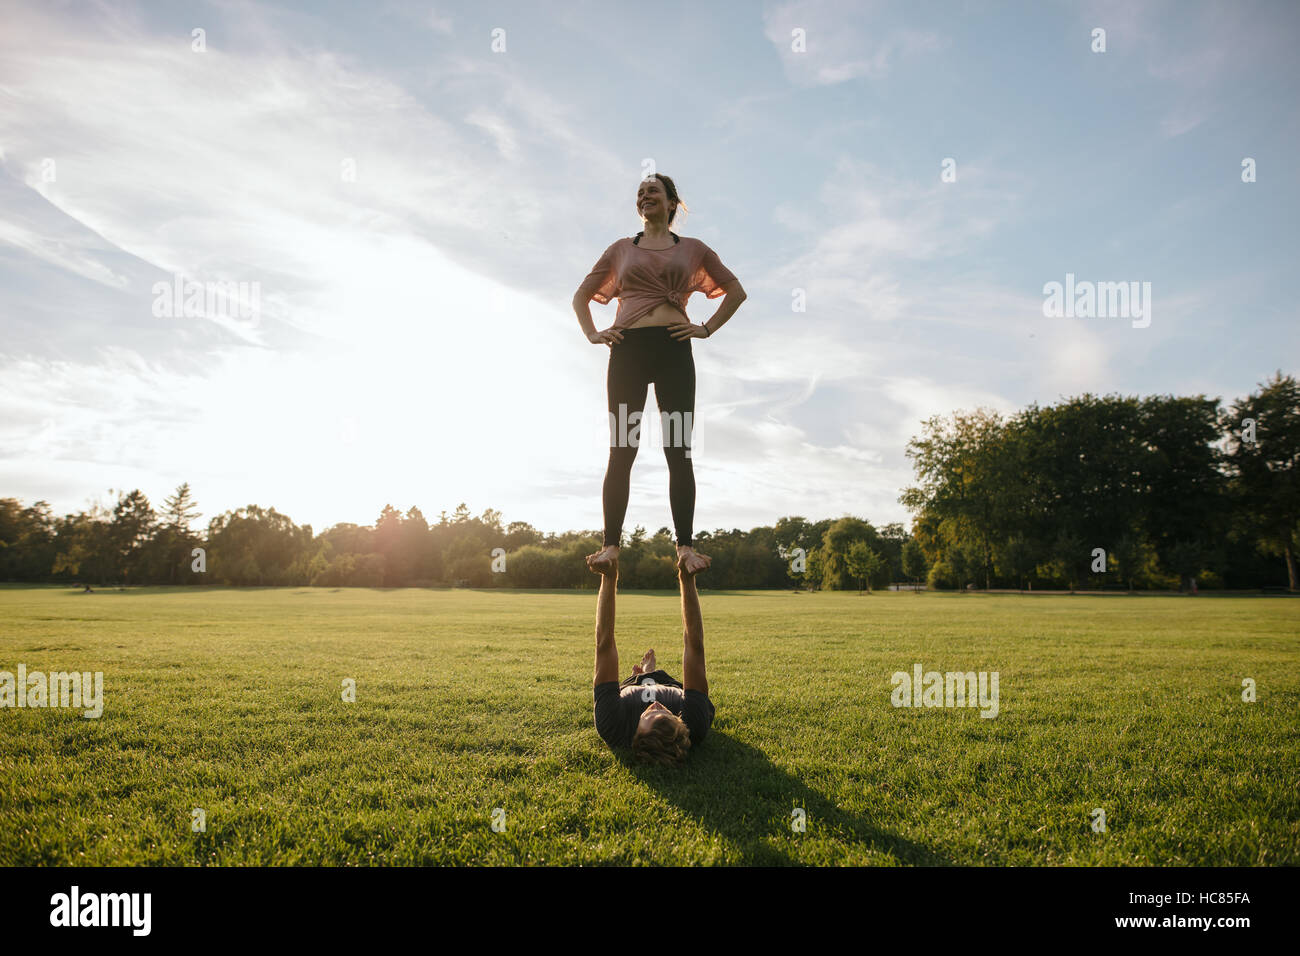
[632, 712, 692, 766]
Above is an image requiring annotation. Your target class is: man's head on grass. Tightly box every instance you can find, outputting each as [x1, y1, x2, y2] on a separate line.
[632, 699, 692, 765]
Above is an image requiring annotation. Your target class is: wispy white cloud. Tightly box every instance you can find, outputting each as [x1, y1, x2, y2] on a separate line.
[766, 156, 1022, 330]
[763, 0, 945, 86]
[1159, 107, 1206, 138]
[0, 216, 130, 290]
[464, 109, 521, 161]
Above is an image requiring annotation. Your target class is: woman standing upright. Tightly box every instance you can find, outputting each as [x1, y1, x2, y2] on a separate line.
[573, 173, 747, 575]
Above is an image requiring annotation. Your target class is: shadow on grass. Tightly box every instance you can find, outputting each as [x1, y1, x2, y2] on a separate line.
[617, 731, 949, 866]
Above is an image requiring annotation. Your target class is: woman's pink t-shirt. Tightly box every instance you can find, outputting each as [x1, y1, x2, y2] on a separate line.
[580, 236, 738, 330]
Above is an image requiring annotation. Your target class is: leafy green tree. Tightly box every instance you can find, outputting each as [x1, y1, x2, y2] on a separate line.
[1047, 531, 1088, 592]
[505, 544, 570, 588]
[287, 540, 332, 586]
[1221, 372, 1300, 590]
[51, 508, 113, 585]
[1110, 533, 1155, 592]
[397, 506, 433, 584]
[927, 558, 956, 590]
[155, 483, 203, 583]
[847, 540, 887, 593]
[313, 552, 356, 586]
[947, 536, 980, 591]
[1165, 540, 1209, 593]
[109, 490, 157, 585]
[818, 517, 883, 590]
[350, 553, 387, 587]
[1011, 396, 1146, 573]
[902, 408, 1017, 589]
[996, 535, 1036, 592]
[901, 538, 927, 589]
[208, 504, 313, 586]
[877, 522, 908, 582]
[0, 498, 57, 581]
[374, 503, 403, 553]
[1139, 395, 1227, 590]
[846, 540, 870, 594]
[162, 483, 201, 530]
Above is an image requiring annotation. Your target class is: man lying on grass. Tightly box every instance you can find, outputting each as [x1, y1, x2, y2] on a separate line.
[587, 550, 714, 766]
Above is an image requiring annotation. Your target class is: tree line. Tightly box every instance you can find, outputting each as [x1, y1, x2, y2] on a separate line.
[1, 373, 1294, 592]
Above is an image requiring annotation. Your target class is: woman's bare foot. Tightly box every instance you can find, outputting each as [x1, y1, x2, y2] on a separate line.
[676, 545, 711, 575]
[586, 544, 620, 575]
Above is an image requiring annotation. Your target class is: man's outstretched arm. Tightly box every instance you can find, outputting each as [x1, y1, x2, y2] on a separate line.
[680, 567, 707, 696]
[593, 562, 620, 686]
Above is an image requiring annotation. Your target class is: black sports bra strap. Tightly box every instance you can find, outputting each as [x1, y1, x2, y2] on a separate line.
[633, 231, 680, 244]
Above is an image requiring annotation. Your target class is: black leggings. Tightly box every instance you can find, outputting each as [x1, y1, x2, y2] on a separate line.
[603, 326, 695, 548]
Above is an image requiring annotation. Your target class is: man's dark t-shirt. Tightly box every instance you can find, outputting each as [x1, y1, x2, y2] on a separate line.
[593, 670, 714, 749]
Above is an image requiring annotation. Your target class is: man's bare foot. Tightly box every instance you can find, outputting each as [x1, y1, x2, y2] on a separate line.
[637, 648, 656, 674]
[586, 544, 620, 575]
[676, 545, 711, 576]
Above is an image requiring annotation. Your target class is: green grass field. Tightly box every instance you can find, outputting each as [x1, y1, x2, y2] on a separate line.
[1, 585, 1296, 866]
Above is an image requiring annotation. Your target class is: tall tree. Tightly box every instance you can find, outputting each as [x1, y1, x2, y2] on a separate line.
[162, 483, 201, 531]
[1222, 372, 1300, 590]
[157, 483, 202, 583]
[818, 517, 883, 590]
[109, 490, 157, 585]
[846, 540, 885, 593]
[901, 538, 928, 589]
[1139, 394, 1226, 590]
[901, 408, 1015, 589]
[207, 505, 313, 586]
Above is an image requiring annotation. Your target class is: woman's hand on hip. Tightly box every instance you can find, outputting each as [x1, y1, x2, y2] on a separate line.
[588, 328, 624, 346]
[668, 320, 708, 341]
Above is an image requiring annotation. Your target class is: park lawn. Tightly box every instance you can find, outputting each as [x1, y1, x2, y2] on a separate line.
[0, 585, 1296, 866]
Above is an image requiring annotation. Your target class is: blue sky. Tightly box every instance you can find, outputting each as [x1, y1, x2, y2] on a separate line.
[1, 0, 1297, 537]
